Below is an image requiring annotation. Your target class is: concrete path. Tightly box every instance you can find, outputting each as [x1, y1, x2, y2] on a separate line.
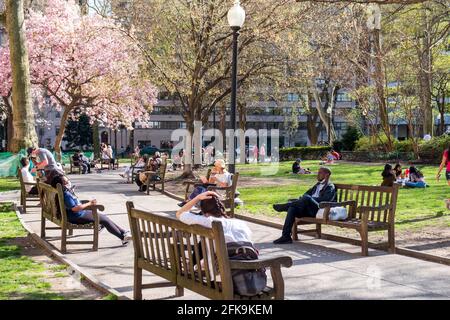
[19, 171, 450, 300]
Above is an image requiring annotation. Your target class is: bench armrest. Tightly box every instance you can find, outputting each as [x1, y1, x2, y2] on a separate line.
[80, 200, 105, 212]
[23, 182, 37, 186]
[319, 200, 356, 209]
[141, 170, 157, 175]
[84, 204, 105, 212]
[228, 256, 293, 270]
[182, 180, 200, 186]
[207, 185, 230, 191]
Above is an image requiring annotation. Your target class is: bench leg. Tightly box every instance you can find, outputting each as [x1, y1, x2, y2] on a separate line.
[93, 225, 99, 251]
[175, 285, 184, 297]
[388, 224, 395, 254]
[316, 223, 322, 239]
[359, 226, 369, 256]
[61, 226, 67, 254]
[134, 266, 143, 300]
[23, 197, 27, 213]
[292, 220, 299, 241]
[40, 216, 46, 238]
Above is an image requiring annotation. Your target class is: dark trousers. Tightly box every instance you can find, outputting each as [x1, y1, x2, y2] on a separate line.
[69, 210, 125, 240]
[81, 162, 91, 174]
[282, 196, 319, 238]
[28, 186, 38, 195]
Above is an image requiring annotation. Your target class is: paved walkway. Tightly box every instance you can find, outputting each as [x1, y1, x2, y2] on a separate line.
[18, 171, 450, 300]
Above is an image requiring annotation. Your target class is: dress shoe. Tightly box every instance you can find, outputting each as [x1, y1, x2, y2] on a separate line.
[273, 203, 290, 212]
[273, 236, 293, 244]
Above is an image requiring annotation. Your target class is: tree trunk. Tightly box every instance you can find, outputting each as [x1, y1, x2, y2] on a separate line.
[417, 9, 433, 136]
[2, 96, 14, 152]
[311, 87, 336, 142]
[53, 107, 71, 162]
[5, 0, 38, 152]
[93, 121, 100, 159]
[372, 27, 392, 151]
[181, 121, 195, 179]
[306, 112, 319, 145]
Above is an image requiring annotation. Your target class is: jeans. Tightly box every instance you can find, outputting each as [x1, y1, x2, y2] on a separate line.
[405, 181, 427, 188]
[281, 195, 319, 239]
[189, 186, 207, 200]
[69, 210, 126, 240]
[80, 162, 91, 174]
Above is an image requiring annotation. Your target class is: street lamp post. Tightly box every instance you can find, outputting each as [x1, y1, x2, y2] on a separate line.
[227, 0, 245, 174]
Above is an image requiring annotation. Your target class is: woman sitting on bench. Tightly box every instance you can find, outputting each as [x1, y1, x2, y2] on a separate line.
[51, 175, 132, 245]
[176, 191, 251, 243]
[178, 159, 232, 207]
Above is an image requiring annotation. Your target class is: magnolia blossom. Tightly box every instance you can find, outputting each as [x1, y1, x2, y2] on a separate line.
[0, 0, 157, 144]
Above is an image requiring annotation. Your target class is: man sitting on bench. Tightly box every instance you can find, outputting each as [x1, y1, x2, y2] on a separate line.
[272, 167, 336, 244]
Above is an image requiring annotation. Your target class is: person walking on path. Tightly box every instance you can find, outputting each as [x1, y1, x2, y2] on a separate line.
[252, 145, 258, 163]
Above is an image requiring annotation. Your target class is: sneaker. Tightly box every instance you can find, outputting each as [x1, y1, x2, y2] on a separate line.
[177, 201, 187, 207]
[273, 236, 293, 244]
[273, 203, 290, 212]
[98, 225, 105, 233]
[122, 231, 132, 245]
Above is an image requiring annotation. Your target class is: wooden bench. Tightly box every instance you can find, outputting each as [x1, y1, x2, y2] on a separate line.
[37, 181, 104, 253]
[100, 158, 119, 170]
[18, 168, 40, 213]
[126, 202, 292, 300]
[143, 159, 168, 194]
[69, 157, 82, 174]
[183, 171, 239, 217]
[292, 184, 400, 256]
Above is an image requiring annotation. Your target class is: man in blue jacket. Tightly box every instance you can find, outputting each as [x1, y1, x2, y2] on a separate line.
[273, 167, 336, 244]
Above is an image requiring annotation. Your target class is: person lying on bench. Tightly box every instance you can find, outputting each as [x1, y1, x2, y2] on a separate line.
[51, 175, 132, 245]
[272, 167, 336, 244]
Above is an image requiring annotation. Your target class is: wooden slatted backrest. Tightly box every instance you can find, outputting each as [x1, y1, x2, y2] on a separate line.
[126, 202, 234, 300]
[18, 168, 26, 195]
[158, 159, 167, 179]
[37, 182, 67, 225]
[223, 173, 239, 216]
[334, 184, 399, 223]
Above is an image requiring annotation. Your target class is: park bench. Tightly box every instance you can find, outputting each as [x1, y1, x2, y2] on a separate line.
[126, 202, 292, 300]
[69, 156, 82, 174]
[100, 158, 119, 170]
[292, 184, 400, 256]
[37, 181, 104, 253]
[143, 159, 168, 194]
[127, 157, 149, 184]
[18, 168, 40, 213]
[183, 170, 239, 217]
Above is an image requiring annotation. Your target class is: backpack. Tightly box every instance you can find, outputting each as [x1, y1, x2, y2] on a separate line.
[227, 241, 267, 296]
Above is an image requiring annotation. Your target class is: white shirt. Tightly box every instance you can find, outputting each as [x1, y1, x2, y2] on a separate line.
[212, 172, 232, 186]
[179, 211, 252, 244]
[20, 167, 35, 192]
[312, 180, 328, 198]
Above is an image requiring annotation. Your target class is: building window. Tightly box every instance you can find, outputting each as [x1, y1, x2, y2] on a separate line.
[336, 92, 352, 102]
[55, 127, 60, 136]
[55, 112, 61, 118]
[287, 93, 299, 102]
[38, 128, 45, 137]
[148, 121, 160, 129]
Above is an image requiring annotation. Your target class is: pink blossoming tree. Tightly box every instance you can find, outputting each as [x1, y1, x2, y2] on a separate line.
[0, 0, 157, 157]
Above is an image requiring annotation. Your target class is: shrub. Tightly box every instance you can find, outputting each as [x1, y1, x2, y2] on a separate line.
[341, 126, 361, 151]
[279, 146, 331, 161]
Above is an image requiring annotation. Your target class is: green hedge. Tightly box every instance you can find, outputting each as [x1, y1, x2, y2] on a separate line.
[280, 146, 331, 161]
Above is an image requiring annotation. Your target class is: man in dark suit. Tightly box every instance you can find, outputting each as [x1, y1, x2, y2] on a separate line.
[273, 167, 336, 244]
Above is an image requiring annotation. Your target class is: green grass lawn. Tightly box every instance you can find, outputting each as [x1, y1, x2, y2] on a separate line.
[235, 161, 450, 231]
[0, 203, 65, 300]
[0, 177, 20, 193]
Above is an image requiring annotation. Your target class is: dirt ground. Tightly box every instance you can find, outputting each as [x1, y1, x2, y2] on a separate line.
[161, 167, 449, 259]
[10, 235, 105, 300]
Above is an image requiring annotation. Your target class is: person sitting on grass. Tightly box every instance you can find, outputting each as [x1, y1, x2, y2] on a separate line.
[51, 175, 132, 245]
[292, 159, 311, 174]
[393, 163, 403, 180]
[20, 157, 38, 195]
[405, 166, 428, 188]
[272, 167, 336, 244]
[320, 152, 335, 165]
[381, 164, 396, 187]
